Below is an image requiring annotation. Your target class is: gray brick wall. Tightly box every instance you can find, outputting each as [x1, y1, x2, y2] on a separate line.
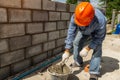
[0, 8, 7, 22]
[32, 33, 47, 45]
[11, 59, 31, 74]
[26, 23, 43, 34]
[69, 4, 76, 12]
[56, 38, 65, 47]
[0, 0, 21, 8]
[61, 12, 70, 20]
[0, 39, 9, 54]
[48, 31, 59, 40]
[0, 0, 75, 79]
[49, 12, 60, 21]
[60, 29, 68, 38]
[43, 0, 55, 10]
[26, 44, 42, 58]
[0, 49, 24, 67]
[23, 0, 42, 9]
[56, 2, 67, 11]
[0, 66, 10, 80]
[57, 21, 67, 30]
[45, 22, 56, 31]
[33, 53, 47, 64]
[10, 36, 31, 50]
[8, 9, 31, 22]
[53, 47, 63, 55]
[43, 41, 55, 51]
[0, 24, 25, 38]
[33, 11, 48, 21]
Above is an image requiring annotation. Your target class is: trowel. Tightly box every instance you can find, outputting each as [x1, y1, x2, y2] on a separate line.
[59, 58, 69, 72]
[60, 58, 69, 66]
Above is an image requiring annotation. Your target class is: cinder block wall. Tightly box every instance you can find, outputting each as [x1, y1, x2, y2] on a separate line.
[0, 0, 76, 79]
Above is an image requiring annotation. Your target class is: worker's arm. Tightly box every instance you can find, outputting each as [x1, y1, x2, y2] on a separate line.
[62, 15, 77, 61]
[88, 21, 106, 49]
[65, 15, 77, 50]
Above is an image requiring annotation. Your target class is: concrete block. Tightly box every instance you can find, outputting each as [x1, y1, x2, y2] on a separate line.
[43, 41, 55, 51]
[0, 39, 9, 54]
[0, 66, 10, 80]
[9, 9, 31, 22]
[47, 50, 53, 57]
[57, 21, 67, 30]
[49, 31, 59, 40]
[26, 44, 42, 58]
[1, 49, 24, 67]
[56, 38, 65, 47]
[26, 23, 43, 34]
[0, 8, 7, 22]
[49, 12, 60, 21]
[10, 36, 31, 50]
[23, 0, 41, 9]
[53, 47, 62, 55]
[0, 0, 21, 8]
[60, 29, 67, 38]
[70, 4, 76, 12]
[56, 2, 67, 11]
[45, 22, 56, 31]
[43, 0, 55, 10]
[61, 12, 70, 20]
[0, 24, 25, 38]
[33, 53, 47, 64]
[33, 11, 48, 21]
[11, 59, 31, 74]
[67, 21, 70, 28]
[32, 33, 47, 45]
[70, 13, 74, 17]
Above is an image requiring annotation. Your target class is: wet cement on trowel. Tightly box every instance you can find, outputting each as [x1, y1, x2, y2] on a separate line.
[48, 64, 70, 74]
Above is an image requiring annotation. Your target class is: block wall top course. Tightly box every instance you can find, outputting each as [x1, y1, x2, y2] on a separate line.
[0, 0, 21, 8]
[0, 0, 76, 12]
[23, 0, 42, 9]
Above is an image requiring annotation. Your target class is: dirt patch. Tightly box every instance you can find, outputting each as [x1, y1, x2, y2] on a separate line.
[48, 64, 71, 74]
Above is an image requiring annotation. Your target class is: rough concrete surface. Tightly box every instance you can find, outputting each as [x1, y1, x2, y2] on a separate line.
[48, 64, 71, 74]
[23, 34, 120, 80]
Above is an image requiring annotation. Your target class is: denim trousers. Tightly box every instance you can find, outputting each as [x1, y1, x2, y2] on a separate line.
[73, 31, 102, 75]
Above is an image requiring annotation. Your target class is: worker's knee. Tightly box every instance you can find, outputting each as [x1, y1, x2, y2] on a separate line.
[93, 45, 102, 57]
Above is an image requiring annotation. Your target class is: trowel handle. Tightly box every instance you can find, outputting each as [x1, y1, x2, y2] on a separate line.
[61, 57, 69, 65]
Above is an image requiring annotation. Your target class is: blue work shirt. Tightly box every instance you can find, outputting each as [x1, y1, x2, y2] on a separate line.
[65, 9, 107, 50]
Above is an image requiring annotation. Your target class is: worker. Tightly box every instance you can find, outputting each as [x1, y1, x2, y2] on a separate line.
[62, 2, 106, 80]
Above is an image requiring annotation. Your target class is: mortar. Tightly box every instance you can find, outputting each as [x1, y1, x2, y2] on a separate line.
[47, 64, 72, 80]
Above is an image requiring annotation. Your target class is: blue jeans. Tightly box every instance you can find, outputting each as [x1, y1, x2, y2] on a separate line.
[73, 31, 102, 74]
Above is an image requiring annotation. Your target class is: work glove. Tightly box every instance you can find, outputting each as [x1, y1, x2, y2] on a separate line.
[79, 46, 90, 57]
[62, 50, 70, 62]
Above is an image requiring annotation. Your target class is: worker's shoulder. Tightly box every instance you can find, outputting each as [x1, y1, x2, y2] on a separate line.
[95, 9, 106, 24]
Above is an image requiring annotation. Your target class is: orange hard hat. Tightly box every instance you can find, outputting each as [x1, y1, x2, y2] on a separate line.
[74, 2, 95, 26]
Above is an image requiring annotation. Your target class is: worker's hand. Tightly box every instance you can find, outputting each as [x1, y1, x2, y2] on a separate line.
[79, 46, 90, 57]
[62, 50, 70, 62]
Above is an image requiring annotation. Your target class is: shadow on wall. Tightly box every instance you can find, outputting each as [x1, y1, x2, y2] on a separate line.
[71, 56, 119, 76]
